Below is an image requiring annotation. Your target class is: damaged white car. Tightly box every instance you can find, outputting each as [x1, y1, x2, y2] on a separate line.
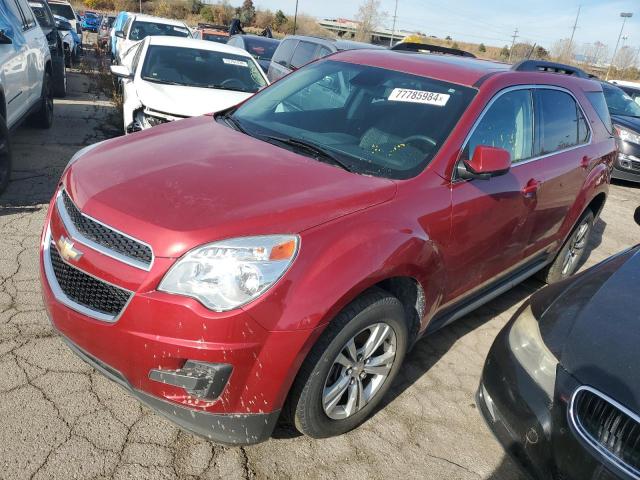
[110, 36, 268, 133]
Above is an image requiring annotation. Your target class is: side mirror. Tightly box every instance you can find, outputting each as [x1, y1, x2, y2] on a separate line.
[115, 30, 124, 39]
[0, 30, 12, 45]
[635, 206, 640, 226]
[110, 64, 132, 79]
[458, 145, 511, 180]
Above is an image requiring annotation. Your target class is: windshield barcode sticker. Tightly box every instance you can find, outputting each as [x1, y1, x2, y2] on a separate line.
[223, 58, 248, 67]
[388, 88, 450, 106]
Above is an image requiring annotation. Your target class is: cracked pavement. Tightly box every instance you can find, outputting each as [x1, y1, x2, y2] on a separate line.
[1, 60, 639, 480]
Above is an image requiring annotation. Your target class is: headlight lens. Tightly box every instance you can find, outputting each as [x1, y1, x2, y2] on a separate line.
[508, 304, 559, 399]
[614, 124, 640, 145]
[159, 235, 299, 311]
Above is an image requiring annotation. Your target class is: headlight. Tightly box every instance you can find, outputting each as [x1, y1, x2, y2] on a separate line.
[508, 304, 559, 399]
[614, 124, 640, 146]
[159, 235, 299, 311]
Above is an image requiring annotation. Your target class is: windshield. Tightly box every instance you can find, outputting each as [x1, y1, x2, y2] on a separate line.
[232, 60, 476, 179]
[140, 45, 266, 92]
[129, 21, 190, 41]
[29, 4, 54, 28]
[243, 37, 279, 60]
[603, 84, 640, 118]
[48, 3, 74, 20]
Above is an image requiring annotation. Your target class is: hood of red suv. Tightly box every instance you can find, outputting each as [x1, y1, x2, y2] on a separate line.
[63, 116, 396, 258]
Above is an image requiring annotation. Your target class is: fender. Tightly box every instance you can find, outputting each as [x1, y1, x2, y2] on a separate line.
[557, 155, 611, 248]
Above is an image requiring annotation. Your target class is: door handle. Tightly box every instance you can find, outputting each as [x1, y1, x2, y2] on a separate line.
[522, 178, 541, 197]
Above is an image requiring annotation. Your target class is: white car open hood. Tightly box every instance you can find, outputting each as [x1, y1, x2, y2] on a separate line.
[135, 80, 253, 117]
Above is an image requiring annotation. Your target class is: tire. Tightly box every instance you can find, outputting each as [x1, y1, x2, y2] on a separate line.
[287, 288, 408, 438]
[538, 210, 594, 284]
[29, 71, 54, 129]
[0, 114, 11, 195]
[53, 58, 67, 98]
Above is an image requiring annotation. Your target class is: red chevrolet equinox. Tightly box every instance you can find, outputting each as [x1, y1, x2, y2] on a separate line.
[40, 50, 616, 445]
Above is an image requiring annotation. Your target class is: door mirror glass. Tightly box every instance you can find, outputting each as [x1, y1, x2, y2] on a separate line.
[635, 206, 640, 227]
[460, 145, 511, 180]
[115, 30, 125, 38]
[110, 64, 132, 78]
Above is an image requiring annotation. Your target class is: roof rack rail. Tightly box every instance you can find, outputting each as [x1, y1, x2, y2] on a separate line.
[511, 60, 588, 78]
[390, 42, 476, 58]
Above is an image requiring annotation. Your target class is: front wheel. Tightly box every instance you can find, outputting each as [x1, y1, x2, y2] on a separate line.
[0, 114, 12, 195]
[287, 289, 408, 438]
[538, 210, 594, 283]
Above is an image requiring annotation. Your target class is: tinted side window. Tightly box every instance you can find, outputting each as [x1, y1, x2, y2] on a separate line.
[290, 41, 317, 69]
[315, 46, 331, 59]
[272, 39, 296, 67]
[537, 90, 586, 154]
[466, 89, 533, 164]
[586, 91, 612, 134]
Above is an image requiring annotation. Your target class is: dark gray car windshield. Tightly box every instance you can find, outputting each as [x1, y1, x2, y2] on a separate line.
[48, 3, 74, 20]
[232, 60, 476, 179]
[141, 46, 266, 92]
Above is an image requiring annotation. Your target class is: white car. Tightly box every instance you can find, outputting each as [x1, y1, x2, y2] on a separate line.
[53, 15, 79, 66]
[0, 0, 53, 194]
[110, 36, 268, 133]
[47, 0, 80, 35]
[610, 80, 640, 89]
[114, 13, 191, 65]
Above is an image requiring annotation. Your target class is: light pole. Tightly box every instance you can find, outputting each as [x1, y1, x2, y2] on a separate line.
[606, 12, 633, 80]
[389, 0, 398, 47]
[293, 0, 299, 35]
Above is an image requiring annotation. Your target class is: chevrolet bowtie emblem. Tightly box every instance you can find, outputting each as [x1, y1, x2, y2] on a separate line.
[57, 235, 83, 262]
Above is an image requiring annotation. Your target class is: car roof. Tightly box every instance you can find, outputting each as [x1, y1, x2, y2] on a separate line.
[146, 35, 253, 58]
[330, 49, 603, 89]
[282, 35, 383, 52]
[129, 14, 187, 27]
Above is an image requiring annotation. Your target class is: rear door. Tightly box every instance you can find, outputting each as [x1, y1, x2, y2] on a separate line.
[521, 87, 591, 258]
[2, 0, 29, 124]
[447, 88, 538, 301]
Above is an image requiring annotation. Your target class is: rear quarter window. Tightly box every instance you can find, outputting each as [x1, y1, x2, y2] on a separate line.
[290, 41, 318, 69]
[586, 91, 612, 134]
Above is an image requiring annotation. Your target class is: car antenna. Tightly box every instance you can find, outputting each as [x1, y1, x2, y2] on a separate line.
[526, 43, 536, 60]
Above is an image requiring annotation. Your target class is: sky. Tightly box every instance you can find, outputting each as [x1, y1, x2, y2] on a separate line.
[227, 0, 639, 51]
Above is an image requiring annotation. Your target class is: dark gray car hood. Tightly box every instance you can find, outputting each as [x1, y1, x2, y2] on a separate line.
[559, 247, 640, 412]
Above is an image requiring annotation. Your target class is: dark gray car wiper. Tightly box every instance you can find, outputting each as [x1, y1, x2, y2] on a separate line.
[264, 136, 353, 172]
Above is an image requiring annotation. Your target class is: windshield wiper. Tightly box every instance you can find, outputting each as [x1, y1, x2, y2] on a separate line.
[221, 112, 249, 134]
[141, 77, 182, 86]
[264, 136, 353, 172]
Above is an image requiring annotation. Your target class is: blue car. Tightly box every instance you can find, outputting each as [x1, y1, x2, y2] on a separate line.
[81, 10, 100, 32]
[110, 11, 128, 60]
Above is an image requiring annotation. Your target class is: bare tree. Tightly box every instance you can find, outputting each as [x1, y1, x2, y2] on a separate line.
[614, 45, 637, 69]
[550, 38, 575, 62]
[581, 41, 609, 66]
[355, 0, 384, 43]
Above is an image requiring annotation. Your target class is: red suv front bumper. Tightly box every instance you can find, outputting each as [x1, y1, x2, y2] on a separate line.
[39, 190, 321, 445]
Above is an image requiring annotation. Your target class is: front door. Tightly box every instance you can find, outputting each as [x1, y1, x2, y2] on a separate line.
[445, 88, 537, 302]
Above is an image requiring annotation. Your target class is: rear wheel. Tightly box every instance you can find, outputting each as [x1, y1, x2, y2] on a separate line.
[0, 114, 11, 195]
[29, 71, 54, 129]
[53, 58, 67, 98]
[287, 289, 408, 438]
[538, 210, 594, 283]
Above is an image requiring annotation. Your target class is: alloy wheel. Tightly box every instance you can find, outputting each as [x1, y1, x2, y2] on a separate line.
[561, 220, 590, 275]
[322, 322, 397, 420]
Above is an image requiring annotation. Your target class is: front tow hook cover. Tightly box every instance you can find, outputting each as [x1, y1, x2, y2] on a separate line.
[149, 361, 232, 400]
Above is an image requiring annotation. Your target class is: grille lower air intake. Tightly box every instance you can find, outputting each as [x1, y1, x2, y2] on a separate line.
[60, 190, 153, 268]
[571, 386, 640, 478]
[50, 245, 132, 317]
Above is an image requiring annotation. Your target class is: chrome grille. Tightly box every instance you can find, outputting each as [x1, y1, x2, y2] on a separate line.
[49, 245, 131, 317]
[571, 386, 640, 478]
[59, 190, 153, 268]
